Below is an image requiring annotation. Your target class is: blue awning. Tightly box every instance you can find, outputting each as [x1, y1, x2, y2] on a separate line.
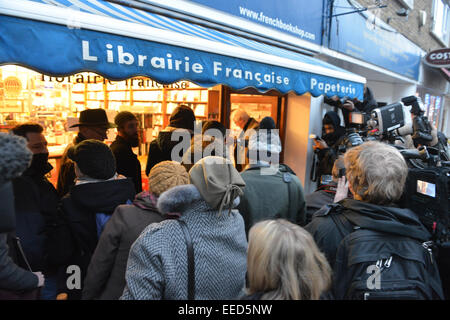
[0, 0, 366, 99]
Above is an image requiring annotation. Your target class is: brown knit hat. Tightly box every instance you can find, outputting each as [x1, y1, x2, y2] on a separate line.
[148, 161, 189, 196]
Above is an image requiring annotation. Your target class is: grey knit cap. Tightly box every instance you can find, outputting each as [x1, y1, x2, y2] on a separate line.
[0, 132, 32, 185]
[188, 156, 245, 216]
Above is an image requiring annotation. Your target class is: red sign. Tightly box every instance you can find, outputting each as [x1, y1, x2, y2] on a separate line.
[424, 48, 450, 68]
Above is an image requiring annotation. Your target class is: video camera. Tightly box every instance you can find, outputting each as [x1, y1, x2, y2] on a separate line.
[399, 146, 450, 244]
[337, 101, 411, 154]
[342, 96, 435, 148]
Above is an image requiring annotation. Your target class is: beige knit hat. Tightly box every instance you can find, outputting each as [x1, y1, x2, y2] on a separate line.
[148, 161, 189, 196]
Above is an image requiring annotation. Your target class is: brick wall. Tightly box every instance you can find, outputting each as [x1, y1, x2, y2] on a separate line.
[351, 0, 446, 52]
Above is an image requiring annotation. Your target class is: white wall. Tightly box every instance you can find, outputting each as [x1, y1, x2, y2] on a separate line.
[367, 80, 416, 105]
[284, 93, 325, 195]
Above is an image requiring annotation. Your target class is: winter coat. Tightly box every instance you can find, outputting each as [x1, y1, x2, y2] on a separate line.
[120, 184, 248, 300]
[238, 164, 306, 235]
[235, 118, 259, 172]
[60, 177, 135, 299]
[316, 112, 346, 179]
[110, 135, 142, 194]
[82, 192, 164, 300]
[145, 127, 193, 175]
[305, 198, 443, 299]
[0, 182, 15, 233]
[11, 163, 60, 275]
[304, 183, 337, 225]
[0, 233, 38, 291]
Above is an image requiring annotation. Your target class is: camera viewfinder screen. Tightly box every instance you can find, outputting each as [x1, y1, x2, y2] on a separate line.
[350, 112, 364, 124]
[417, 180, 436, 198]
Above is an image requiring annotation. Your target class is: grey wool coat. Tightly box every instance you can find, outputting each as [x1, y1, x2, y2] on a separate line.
[120, 184, 248, 300]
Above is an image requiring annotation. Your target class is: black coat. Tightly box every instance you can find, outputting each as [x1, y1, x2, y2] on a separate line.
[306, 199, 431, 269]
[0, 233, 38, 291]
[305, 199, 443, 299]
[60, 177, 136, 299]
[316, 112, 345, 179]
[145, 127, 193, 175]
[11, 164, 60, 275]
[110, 135, 142, 193]
[304, 183, 337, 225]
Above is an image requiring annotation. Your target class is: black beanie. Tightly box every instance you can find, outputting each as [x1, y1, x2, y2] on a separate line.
[169, 105, 196, 131]
[114, 111, 137, 128]
[68, 139, 116, 180]
[259, 117, 276, 130]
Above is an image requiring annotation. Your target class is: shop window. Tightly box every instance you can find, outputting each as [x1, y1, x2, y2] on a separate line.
[229, 94, 279, 137]
[0, 65, 220, 187]
[431, 0, 450, 46]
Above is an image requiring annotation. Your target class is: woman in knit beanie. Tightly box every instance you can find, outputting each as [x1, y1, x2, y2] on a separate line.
[121, 156, 248, 300]
[82, 161, 189, 300]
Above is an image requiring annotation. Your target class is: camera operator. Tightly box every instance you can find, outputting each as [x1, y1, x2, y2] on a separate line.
[324, 86, 377, 127]
[305, 141, 444, 299]
[312, 111, 346, 185]
[400, 96, 449, 161]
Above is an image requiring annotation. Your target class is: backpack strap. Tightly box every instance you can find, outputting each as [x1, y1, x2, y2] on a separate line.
[177, 219, 195, 300]
[283, 172, 298, 223]
[330, 210, 355, 240]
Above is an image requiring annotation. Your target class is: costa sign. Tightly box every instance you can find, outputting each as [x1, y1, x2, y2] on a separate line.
[424, 48, 450, 68]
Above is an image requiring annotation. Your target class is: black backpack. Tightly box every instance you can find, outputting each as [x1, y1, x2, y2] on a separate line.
[330, 212, 444, 300]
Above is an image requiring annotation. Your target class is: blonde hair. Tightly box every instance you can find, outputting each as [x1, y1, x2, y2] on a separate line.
[246, 219, 332, 300]
[344, 141, 408, 205]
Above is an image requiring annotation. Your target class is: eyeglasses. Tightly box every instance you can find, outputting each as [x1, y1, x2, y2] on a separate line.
[89, 127, 110, 137]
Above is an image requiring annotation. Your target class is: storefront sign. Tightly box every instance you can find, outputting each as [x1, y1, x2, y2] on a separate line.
[328, 0, 423, 80]
[424, 48, 450, 68]
[41, 74, 190, 89]
[185, 0, 323, 44]
[0, 15, 364, 99]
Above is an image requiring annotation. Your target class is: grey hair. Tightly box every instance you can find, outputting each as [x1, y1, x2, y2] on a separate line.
[0, 132, 32, 185]
[344, 141, 408, 205]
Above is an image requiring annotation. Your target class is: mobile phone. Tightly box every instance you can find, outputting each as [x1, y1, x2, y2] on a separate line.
[338, 168, 346, 178]
[309, 134, 322, 141]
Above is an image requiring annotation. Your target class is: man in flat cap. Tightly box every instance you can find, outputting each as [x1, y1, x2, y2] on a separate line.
[110, 111, 142, 193]
[57, 109, 116, 197]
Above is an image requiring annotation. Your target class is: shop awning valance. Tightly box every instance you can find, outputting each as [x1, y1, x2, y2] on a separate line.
[0, 0, 366, 99]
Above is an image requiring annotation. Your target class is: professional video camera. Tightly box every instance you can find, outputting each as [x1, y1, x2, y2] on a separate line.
[398, 146, 450, 244]
[337, 101, 412, 154]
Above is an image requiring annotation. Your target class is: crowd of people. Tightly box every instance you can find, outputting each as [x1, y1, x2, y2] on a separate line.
[0, 99, 448, 300]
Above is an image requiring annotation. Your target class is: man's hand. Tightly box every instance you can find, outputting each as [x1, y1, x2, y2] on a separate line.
[330, 95, 340, 101]
[334, 176, 349, 203]
[313, 139, 328, 151]
[342, 99, 355, 111]
[33, 271, 45, 287]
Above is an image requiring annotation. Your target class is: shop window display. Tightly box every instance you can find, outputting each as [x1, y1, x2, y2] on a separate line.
[0, 65, 218, 189]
